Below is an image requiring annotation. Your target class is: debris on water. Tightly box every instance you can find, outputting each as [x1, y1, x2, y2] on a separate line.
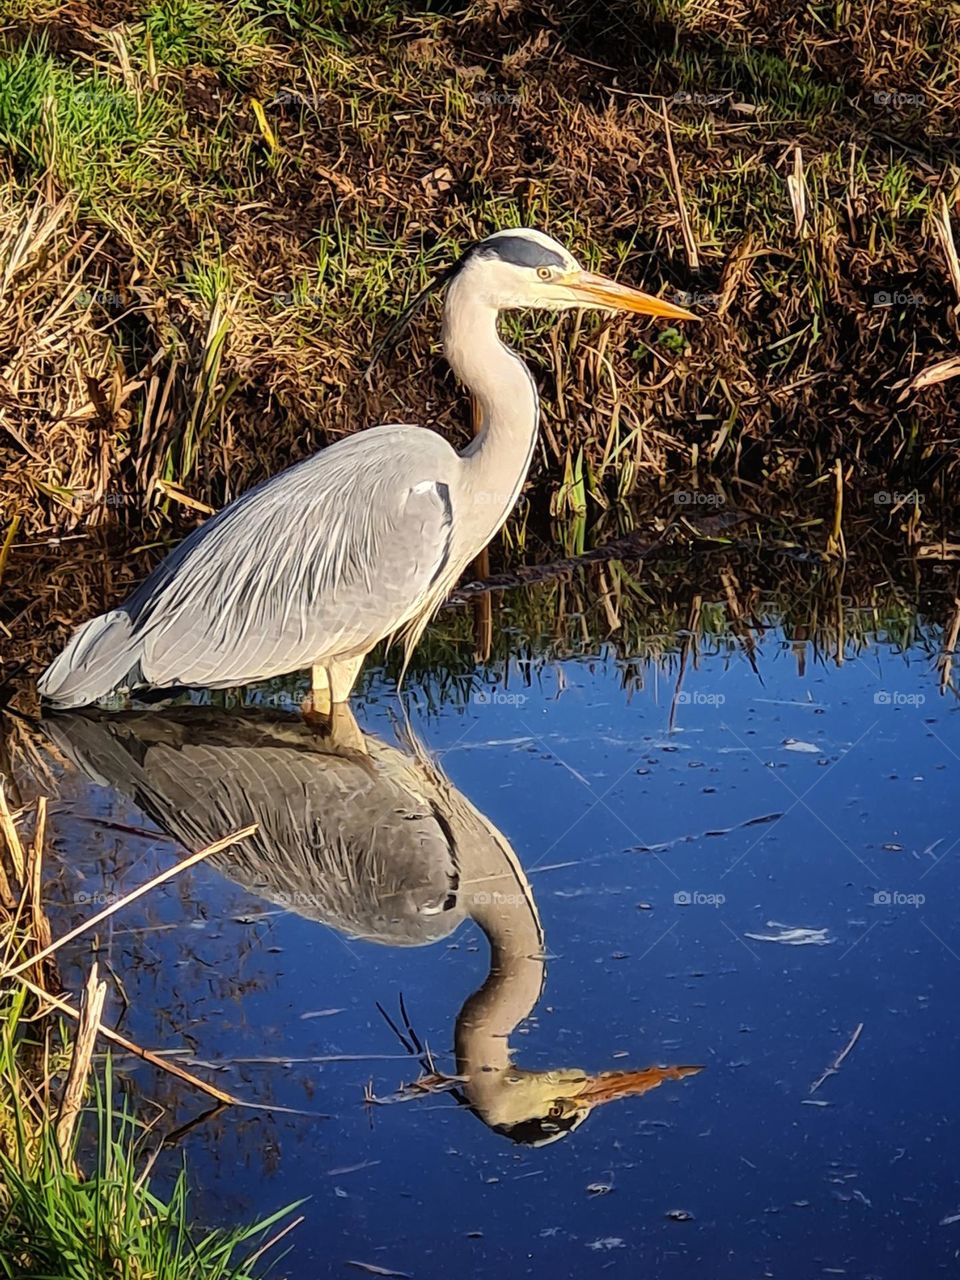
[327, 1160, 381, 1176]
[301, 1008, 346, 1019]
[334, 1186, 348, 1198]
[801, 1098, 832, 1106]
[345, 1263, 411, 1278]
[636, 901, 653, 910]
[744, 922, 832, 945]
[882, 843, 904, 852]
[809, 1022, 864, 1094]
[586, 1238, 625, 1250]
[782, 738, 820, 752]
[633, 811, 784, 853]
[586, 1182, 613, 1197]
[665, 1209, 695, 1222]
[940, 1211, 960, 1225]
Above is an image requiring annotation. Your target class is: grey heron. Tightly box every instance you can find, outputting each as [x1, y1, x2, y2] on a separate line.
[39, 229, 694, 710]
[45, 706, 702, 1144]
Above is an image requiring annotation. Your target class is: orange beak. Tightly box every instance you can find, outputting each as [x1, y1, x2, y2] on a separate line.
[575, 1063, 704, 1105]
[568, 271, 698, 321]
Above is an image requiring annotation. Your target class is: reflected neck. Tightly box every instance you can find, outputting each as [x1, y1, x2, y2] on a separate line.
[453, 827, 544, 1076]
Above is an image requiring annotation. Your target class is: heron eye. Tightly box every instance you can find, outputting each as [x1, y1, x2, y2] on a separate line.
[548, 1103, 563, 1118]
[536, 266, 552, 281]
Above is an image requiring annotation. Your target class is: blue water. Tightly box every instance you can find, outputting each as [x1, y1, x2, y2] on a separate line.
[37, 619, 960, 1278]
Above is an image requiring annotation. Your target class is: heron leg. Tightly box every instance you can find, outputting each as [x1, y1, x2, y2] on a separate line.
[326, 702, 367, 753]
[307, 665, 332, 716]
[328, 655, 364, 704]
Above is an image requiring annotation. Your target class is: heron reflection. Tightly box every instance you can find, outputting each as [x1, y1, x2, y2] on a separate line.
[46, 707, 701, 1145]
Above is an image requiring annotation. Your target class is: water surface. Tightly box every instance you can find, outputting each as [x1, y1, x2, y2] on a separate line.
[25, 582, 960, 1279]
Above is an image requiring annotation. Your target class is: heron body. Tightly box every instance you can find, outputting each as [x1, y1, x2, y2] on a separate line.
[39, 229, 693, 709]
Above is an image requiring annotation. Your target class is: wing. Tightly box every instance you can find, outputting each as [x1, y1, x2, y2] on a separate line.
[124, 425, 458, 687]
[44, 711, 466, 945]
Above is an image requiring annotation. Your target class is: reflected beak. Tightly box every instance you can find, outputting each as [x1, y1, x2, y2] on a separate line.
[575, 1063, 704, 1105]
[567, 271, 698, 321]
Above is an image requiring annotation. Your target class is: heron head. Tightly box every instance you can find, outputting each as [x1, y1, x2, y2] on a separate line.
[470, 1062, 704, 1147]
[455, 228, 697, 322]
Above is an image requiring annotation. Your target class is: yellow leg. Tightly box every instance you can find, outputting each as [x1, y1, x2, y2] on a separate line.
[326, 702, 367, 754]
[307, 665, 331, 716]
[328, 654, 364, 704]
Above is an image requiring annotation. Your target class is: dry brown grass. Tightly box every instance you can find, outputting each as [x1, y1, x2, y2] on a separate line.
[0, 0, 957, 550]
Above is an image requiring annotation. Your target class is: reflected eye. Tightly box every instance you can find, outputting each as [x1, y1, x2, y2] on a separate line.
[536, 266, 552, 281]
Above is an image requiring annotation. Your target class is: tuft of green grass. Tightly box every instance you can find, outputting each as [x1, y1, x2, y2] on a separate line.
[0, 41, 179, 202]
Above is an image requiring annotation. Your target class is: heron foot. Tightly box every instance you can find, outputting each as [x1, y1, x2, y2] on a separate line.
[300, 700, 367, 753]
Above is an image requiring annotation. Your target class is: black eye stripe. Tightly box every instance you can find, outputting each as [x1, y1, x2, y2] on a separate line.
[473, 235, 568, 271]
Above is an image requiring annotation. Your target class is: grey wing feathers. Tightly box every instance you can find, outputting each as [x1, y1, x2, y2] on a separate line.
[44, 712, 465, 946]
[125, 425, 457, 689]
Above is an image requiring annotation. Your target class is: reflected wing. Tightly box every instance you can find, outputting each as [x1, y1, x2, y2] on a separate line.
[125, 426, 457, 687]
[44, 712, 465, 945]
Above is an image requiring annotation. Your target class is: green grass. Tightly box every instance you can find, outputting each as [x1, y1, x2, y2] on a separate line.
[143, 0, 275, 80]
[0, 44, 180, 202]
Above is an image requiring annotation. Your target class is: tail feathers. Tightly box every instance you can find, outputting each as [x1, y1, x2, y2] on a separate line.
[38, 611, 140, 709]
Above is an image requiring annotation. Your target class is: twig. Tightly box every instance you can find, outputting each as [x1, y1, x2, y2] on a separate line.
[55, 962, 107, 1157]
[0, 782, 25, 883]
[938, 597, 960, 695]
[934, 192, 960, 306]
[2, 823, 258, 979]
[15, 969, 243, 1105]
[661, 100, 699, 270]
[786, 145, 809, 239]
[809, 1022, 863, 1094]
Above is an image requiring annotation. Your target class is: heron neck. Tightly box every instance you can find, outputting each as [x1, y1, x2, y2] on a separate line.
[454, 827, 545, 1076]
[442, 279, 540, 542]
